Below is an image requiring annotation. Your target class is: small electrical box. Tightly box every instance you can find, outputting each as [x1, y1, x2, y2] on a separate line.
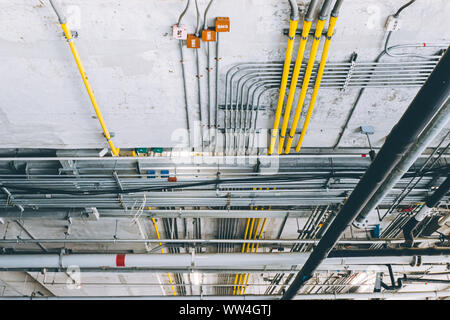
[202, 29, 216, 42]
[186, 34, 201, 48]
[215, 17, 230, 32]
[161, 170, 170, 178]
[385, 15, 401, 31]
[172, 24, 187, 40]
[360, 126, 374, 135]
[147, 170, 156, 179]
[135, 148, 148, 155]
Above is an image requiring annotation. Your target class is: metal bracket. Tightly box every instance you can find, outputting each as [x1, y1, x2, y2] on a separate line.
[283, 28, 335, 37]
[219, 105, 266, 111]
[62, 30, 78, 39]
[218, 128, 261, 133]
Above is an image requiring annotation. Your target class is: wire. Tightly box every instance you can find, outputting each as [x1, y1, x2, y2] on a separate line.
[194, 0, 201, 35]
[393, 0, 417, 18]
[203, 0, 215, 30]
[177, 0, 191, 26]
[384, 31, 448, 60]
[384, 0, 448, 59]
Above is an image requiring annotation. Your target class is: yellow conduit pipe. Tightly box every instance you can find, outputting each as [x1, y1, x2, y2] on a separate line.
[243, 208, 269, 295]
[295, 15, 339, 153]
[267, 19, 298, 155]
[49, 0, 120, 157]
[150, 215, 176, 296]
[239, 207, 257, 295]
[276, 20, 312, 154]
[250, 218, 261, 253]
[284, 18, 327, 154]
[58, 23, 120, 156]
[295, 16, 338, 152]
[233, 217, 251, 295]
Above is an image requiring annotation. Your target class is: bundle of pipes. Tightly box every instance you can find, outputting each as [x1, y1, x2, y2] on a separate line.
[267, 0, 343, 155]
[48, 1, 120, 156]
[233, 195, 271, 296]
[267, 0, 302, 155]
[222, 58, 436, 154]
[283, 0, 342, 154]
[281, 45, 450, 300]
[402, 174, 450, 247]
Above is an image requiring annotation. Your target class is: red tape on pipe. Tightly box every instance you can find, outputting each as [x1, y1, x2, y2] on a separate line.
[116, 254, 126, 267]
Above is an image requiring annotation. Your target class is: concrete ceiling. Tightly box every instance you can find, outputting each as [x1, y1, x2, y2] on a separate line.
[0, 0, 449, 149]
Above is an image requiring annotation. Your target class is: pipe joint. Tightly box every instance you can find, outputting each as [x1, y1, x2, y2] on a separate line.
[304, 0, 321, 22]
[288, 0, 300, 21]
[318, 0, 334, 20]
[331, 0, 344, 18]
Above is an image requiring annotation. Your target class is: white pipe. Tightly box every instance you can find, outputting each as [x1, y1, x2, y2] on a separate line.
[0, 253, 448, 269]
[2, 291, 449, 300]
[1, 153, 448, 161]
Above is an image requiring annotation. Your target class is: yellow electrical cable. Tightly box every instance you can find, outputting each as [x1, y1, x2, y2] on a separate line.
[284, 18, 326, 154]
[277, 20, 313, 154]
[151, 214, 176, 296]
[245, 218, 256, 253]
[240, 214, 255, 295]
[295, 15, 338, 152]
[250, 218, 261, 252]
[236, 190, 258, 295]
[267, 19, 298, 155]
[59, 23, 119, 156]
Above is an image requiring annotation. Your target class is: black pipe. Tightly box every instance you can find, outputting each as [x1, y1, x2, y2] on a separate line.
[403, 174, 450, 247]
[426, 174, 450, 207]
[282, 46, 450, 300]
[380, 264, 450, 291]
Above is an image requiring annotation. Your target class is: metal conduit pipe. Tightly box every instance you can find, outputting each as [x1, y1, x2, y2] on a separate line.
[267, 0, 300, 155]
[231, 73, 294, 153]
[284, 0, 334, 154]
[177, 0, 192, 149]
[194, 0, 204, 151]
[49, 0, 119, 156]
[1, 150, 448, 162]
[0, 238, 440, 246]
[273, 0, 320, 154]
[354, 98, 450, 228]
[282, 46, 450, 300]
[179, 41, 192, 149]
[224, 61, 438, 113]
[295, 0, 343, 153]
[0, 249, 448, 269]
[222, 59, 436, 150]
[214, 28, 220, 152]
[333, 57, 446, 149]
[203, 1, 215, 149]
[403, 174, 450, 247]
[3, 291, 449, 300]
[225, 65, 286, 152]
[239, 67, 434, 125]
[3, 264, 447, 274]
